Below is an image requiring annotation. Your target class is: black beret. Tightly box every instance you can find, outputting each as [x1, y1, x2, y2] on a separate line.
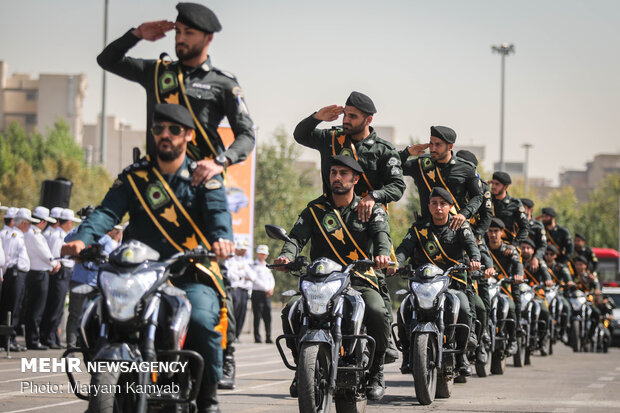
[541, 207, 557, 217]
[429, 187, 454, 205]
[574, 255, 588, 265]
[489, 217, 505, 229]
[520, 239, 536, 249]
[345, 91, 376, 115]
[520, 198, 534, 208]
[456, 149, 478, 166]
[153, 104, 195, 130]
[575, 232, 586, 241]
[430, 126, 456, 144]
[492, 171, 512, 185]
[176, 2, 222, 33]
[546, 244, 559, 254]
[330, 155, 364, 174]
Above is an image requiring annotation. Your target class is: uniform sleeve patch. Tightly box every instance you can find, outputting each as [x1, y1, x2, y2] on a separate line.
[205, 179, 223, 190]
[388, 157, 399, 166]
[391, 166, 401, 175]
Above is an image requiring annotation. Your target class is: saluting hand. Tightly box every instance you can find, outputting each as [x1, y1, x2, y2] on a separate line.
[314, 105, 344, 122]
[212, 238, 234, 260]
[407, 143, 429, 156]
[191, 159, 225, 186]
[355, 195, 375, 223]
[132, 20, 175, 41]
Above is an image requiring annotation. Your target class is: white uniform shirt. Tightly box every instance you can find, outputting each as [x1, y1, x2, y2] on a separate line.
[0, 226, 13, 245]
[42, 225, 57, 244]
[4, 228, 30, 272]
[251, 259, 275, 292]
[0, 237, 5, 276]
[25, 227, 56, 271]
[226, 255, 256, 290]
[49, 227, 74, 268]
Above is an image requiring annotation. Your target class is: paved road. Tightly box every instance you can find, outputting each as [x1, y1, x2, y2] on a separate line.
[1, 311, 619, 413]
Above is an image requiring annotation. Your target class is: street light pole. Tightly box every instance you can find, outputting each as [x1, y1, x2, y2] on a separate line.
[100, 0, 109, 164]
[492, 43, 515, 172]
[522, 143, 533, 194]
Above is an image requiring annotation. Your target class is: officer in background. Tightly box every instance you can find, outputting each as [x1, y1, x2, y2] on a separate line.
[227, 239, 255, 342]
[275, 155, 392, 401]
[573, 232, 598, 274]
[1, 208, 37, 351]
[293, 91, 405, 362]
[392, 187, 481, 377]
[520, 198, 547, 270]
[41, 208, 81, 348]
[62, 103, 233, 413]
[455, 149, 493, 239]
[490, 171, 529, 246]
[1, 207, 18, 244]
[541, 207, 574, 265]
[23, 207, 60, 350]
[251, 245, 274, 344]
[43, 207, 63, 243]
[97, 2, 255, 183]
[543, 244, 572, 341]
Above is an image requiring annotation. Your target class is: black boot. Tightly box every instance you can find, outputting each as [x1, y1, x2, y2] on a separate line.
[456, 353, 471, 377]
[218, 346, 236, 390]
[384, 337, 399, 364]
[366, 361, 385, 401]
[399, 347, 411, 374]
[197, 383, 220, 413]
[289, 375, 298, 398]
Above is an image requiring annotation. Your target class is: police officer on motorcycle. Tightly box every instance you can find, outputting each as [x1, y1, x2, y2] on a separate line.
[62, 104, 233, 413]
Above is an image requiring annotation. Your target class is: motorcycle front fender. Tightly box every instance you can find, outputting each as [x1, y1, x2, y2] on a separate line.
[411, 321, 440, 335]
[300, 329, 334, 346]
[93, 342, 142, 362]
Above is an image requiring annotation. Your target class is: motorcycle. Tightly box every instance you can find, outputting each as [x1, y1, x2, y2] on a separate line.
[266, 225, 381, 413]
[513, 282, 540, 367]
[391, 263, 470, 405]
[541, 284, 563, 356]
[487, 276, 516, 375]
[567, 285, 596, 352]
[62, 241, 207, 413]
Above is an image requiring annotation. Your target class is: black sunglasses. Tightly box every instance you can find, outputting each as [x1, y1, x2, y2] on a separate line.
[151, 124, 185, 136]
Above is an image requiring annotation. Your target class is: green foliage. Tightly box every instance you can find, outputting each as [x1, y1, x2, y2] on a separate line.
[0, 120, 112, 210]
[574, 173, 620, 248]
[253, 126, 319, 299]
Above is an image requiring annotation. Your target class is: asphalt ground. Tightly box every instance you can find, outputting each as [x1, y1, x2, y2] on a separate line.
[0, 309, 619, 413]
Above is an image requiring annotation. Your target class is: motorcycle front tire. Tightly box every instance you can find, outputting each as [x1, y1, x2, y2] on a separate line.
[411, 333, 438, 405]
[88, 371, 138, 413]
[570, 320, 581, 353]
[298, 342, 332, 413]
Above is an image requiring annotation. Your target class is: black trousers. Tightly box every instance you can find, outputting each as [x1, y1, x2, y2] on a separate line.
[251, 290, 272, 341]
[232, 288, 250, 339]
[40, 266, 72, 345]
[24, 270, 50, 346]
[0, 267, 27, 339]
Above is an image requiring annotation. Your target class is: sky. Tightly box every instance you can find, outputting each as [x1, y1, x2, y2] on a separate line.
[2, 0, 619, 185]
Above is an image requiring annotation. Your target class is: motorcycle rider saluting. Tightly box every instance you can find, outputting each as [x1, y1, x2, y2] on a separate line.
[274, 155, 392, 401]
[486, 218, 524, 355]
[391, 187, 481, 377]
[62, 104, 233, 413]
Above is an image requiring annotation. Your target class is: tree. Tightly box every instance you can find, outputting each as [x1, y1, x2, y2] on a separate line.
[578, 173, 620, 248]
[253, 127, 318, 297]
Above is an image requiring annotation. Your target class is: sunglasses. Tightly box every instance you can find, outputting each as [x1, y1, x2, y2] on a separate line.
[151, 124, 185, 136]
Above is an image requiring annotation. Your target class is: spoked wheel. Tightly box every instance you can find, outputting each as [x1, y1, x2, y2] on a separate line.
[298, 343, 332, 413]
[411, 333, 438, 405]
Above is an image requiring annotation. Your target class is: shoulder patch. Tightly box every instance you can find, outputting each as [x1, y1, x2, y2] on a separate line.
[518, 205, 525, 213]
[213, 67, 237, 80]
[391, 166, 401, 175]
[484, 191, 491, 199]
[205, 179, 222, 190]
[387, 157, 400, 166]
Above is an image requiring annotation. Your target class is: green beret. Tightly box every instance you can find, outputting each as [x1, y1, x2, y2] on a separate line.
[575, 232, 586, 241]
[345, 91, 376, 115]
[542, 207, 557, 217]
[176, 2, 222, 33]
[330, 155, 364, 174]
[520, 198, 534, 208]
[153, 104, 195, 129]
[429, 187, 454, 205]
[520, 238, 536, 249]
[574, 255, 588, 265]
[430, 126, 456, 144]
[546, 244, 559, 254]
[492, 171, 512, 185]
[456, 149, 478, 166]
[489, 217, 505, 229]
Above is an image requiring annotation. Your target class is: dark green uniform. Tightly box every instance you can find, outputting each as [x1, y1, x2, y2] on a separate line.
[491, 193, 529, 245]
[279, 194, 392, 365]
[395, 217, 481, 351]
[97, 30, 255, 162]
[545, 225, 573, 264]
[400, 152, 483, 222]
[488, 243, 523, 341]
[68, 156, 232, 386]
[573, 245, 598, 273]
[523, 257, 551, 340]
[471, 180, 494, 240]
[527, 218, 548, 263]
[547, 259, 572, 333]
[294, 116, 406, 203]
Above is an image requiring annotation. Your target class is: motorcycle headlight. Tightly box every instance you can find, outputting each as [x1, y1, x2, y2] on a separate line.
[570, 297, 586, 312]
[100, 270, 159, 321]
[521, 291, 534, 308]
[411, 278, 447, 310]
[301, 280, 342, 316]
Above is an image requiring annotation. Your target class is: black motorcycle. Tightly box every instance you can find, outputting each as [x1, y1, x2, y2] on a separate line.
[486, 276, 515, 375]
[541, 283, 563, 356]
[62, 241, 207, 413]
[567, 285, 597, 352]
[391, 263, 470, 405]
[266, 225, 381, 413]
[513, 282, 540, 367]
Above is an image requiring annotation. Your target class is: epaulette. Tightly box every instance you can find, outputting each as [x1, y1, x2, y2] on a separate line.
[307, 194, 329, 208]
[371, 136, 396, 150]
[122, 157, 150, 174]
[212, 67, 237, 80]
[455, 156, 476, 169]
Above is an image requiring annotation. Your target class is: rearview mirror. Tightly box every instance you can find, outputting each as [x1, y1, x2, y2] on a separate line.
[265, 224, 292, 243]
